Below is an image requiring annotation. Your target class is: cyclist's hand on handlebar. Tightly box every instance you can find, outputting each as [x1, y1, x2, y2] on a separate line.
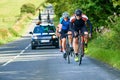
[74, 31, 78, 37]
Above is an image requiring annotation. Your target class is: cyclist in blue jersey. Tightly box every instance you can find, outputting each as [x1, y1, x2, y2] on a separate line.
[58, 12, 70, 59]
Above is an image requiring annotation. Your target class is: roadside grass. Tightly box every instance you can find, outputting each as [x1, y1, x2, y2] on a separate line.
[0, 14, 33, 45]
[87, 31, 120, 70]
[88, 45, 120, 70]
[0, 27, 19, 45]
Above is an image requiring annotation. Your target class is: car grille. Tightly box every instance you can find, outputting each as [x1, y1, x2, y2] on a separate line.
[39, 36, 51, 39]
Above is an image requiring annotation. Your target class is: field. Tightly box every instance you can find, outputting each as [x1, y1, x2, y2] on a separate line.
[0, 0, 45, 28]
[0, 0, 45, 44]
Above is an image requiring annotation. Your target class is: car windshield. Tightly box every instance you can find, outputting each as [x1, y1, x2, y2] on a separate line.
[33, 25, 55, 33]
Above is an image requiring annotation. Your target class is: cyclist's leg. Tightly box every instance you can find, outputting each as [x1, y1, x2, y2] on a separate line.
[81, 26, 88, 53]
[59, 37, 62, 52]
[73, 30, 79, 53]
[61, 30, 67, 58]
[59, 33, 63, 52]
[84, 32, 88, 47]
[73, 38, 78, 53]
[57, 24, 63, 52]
[62, 38, 66, 53]
[72, 30, 79, 62]
[67, 31, 73, 51]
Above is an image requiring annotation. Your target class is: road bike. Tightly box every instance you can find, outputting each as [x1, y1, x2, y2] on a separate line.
[77, 31, 84, 65]
[65, 34, 74, 64]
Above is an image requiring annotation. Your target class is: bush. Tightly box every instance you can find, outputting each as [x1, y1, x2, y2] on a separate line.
[21, 3, 36, 15]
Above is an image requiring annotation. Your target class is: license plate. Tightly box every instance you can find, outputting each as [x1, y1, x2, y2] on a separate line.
[41, 40, 49, 43]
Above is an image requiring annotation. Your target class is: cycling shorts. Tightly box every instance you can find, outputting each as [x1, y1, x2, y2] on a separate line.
[72, 26, 88, 37]
[59, 29, 68, 39]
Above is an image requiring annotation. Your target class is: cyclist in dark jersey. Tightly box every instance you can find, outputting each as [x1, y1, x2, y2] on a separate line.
[70, 9, 92, 62]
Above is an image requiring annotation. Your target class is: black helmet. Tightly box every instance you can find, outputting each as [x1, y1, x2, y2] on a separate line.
[75, 9, 82, 16]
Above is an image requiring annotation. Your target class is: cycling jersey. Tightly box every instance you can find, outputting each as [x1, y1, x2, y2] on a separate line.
[59, 18, 70, 39]
[70, 14, 92, 33]
[60, 18, 70, 31]
[59, 17, 63, 23]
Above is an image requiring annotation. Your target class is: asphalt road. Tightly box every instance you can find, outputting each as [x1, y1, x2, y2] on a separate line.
[0, 6, 120, 80]
[0, 36, 120, 80]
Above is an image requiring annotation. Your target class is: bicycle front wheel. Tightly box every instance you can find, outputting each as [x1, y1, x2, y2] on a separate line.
[66, 36, 70, 64]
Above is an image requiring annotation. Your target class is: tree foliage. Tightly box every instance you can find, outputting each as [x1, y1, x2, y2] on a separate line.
[45, 0, 120, 50]
[45, 0, 119, 28]
[21, 3, 36, 15]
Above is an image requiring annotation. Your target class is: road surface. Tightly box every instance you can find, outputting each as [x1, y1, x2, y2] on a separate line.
[0, 36, 120, 80]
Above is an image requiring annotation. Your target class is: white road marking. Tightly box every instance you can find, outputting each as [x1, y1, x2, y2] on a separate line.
[1, 44, 31, 66]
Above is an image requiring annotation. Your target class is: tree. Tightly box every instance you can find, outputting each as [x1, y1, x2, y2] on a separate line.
[45, 0, 117, 28]
[21, 3, 36, 15]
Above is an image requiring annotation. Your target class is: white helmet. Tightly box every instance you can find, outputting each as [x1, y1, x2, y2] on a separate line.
[62, 12, 69, 18]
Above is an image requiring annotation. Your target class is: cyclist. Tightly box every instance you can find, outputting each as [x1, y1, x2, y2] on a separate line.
[58, 12, 70, 59]
[70, 9, 92, 62]
[56, 25, 62, 52]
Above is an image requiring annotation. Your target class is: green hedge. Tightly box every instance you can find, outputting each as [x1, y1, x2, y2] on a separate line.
[21, 3, 36, 15]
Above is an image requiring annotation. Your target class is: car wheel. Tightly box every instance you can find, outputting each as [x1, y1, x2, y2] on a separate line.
[55, 45, 59, 49]
[31, 45, 36, 50]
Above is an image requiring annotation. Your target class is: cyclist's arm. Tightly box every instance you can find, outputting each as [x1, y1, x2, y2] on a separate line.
[59, 17, 63, 24]
[86, 19, 92, 34]
[58, 17, 63, 32]
[69, 16, 75, 30]
[69, 22, 72, 31]
[82, 14, 92, 34]
[55, 26, 59, 37]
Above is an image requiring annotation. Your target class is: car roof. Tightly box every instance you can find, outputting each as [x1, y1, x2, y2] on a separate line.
[40, 23, 54, 26]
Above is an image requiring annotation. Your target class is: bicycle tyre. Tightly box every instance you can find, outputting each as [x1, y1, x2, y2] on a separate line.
[78, 35, 83, 65]
[66, 35, 70, 64]
[79, 55, 82, 65]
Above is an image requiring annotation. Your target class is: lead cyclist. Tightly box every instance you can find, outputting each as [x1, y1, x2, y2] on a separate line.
[70, 9, 93, 62]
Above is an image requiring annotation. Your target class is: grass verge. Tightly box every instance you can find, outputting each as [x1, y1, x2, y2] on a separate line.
[0, 14, 33, 45]
[87, 32, 120, 70]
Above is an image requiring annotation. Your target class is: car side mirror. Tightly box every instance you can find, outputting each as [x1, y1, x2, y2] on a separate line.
[29, 32, 33, 34]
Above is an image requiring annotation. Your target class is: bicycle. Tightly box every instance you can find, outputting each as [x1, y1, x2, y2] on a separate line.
[74, 31, 84, 65]
[65, 34, 73, 64]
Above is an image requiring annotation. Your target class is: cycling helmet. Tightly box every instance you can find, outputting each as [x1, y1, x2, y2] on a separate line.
[62, 12, 69, 18]
[75, 9, 82, 16]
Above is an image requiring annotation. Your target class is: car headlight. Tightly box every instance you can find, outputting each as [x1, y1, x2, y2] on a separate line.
[52, 35, 57, 39]
[33, 36, 38, 39]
